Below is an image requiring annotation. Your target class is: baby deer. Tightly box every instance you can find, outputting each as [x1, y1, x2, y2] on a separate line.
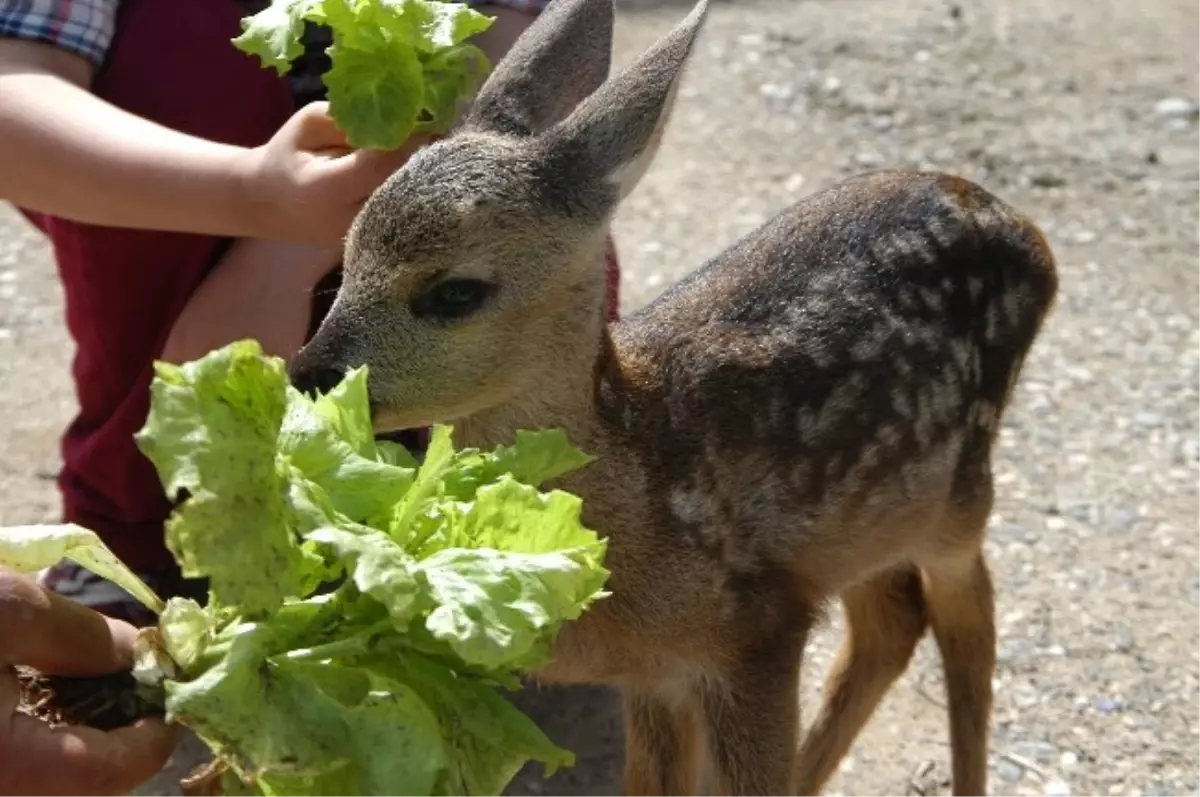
[290, 0, 1058, 793]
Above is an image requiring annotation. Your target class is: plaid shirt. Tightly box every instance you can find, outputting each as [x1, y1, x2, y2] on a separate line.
[0, 0, 550, 71]
[0, 0, 117, 66]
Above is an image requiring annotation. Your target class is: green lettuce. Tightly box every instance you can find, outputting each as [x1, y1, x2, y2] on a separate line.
[0, 340, 608, 796]
[233, 0, 495, 149]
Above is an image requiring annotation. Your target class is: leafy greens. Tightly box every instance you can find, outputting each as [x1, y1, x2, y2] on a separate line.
[0, 340, 608, 796]
[232, 0, 497, 149]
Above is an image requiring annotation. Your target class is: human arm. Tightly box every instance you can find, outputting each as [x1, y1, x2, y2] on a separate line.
[0, 39, 420, 245]
[0, 568, 179, 796]
[161, 239, 343, 365]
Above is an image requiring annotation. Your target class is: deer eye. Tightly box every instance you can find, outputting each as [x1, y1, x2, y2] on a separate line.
[411, 278, 497, 320]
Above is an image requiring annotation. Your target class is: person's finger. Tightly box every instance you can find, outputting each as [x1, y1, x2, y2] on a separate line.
[0, 665, 179, 795]
[2, 713, 180, 796]
[286, 101, 353, 153]
[317, 133, 434, 200]
[0, 571, 138, 676]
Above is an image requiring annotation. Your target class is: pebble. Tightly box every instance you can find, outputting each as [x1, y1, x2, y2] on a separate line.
[759, 82, 794, 101]
[1014, 740, 1061, 763]
[1044, 778, 1072, 796]
[1113, 628, 1136, 653]
[1031, 172, 1067, 188]
[1153, 97, 1199, 120]
[1102, 507, 1139, 534]
[997, 758, 1025, 783]
[783, 173, 807, 193]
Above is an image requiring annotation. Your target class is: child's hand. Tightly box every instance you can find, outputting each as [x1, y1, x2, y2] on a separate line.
[243, 103, 430, 245]
[162, 238, 343, 364]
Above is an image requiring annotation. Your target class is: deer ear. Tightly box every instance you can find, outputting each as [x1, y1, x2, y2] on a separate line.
[464, 0, 615, 138]
[538, 0, 709, 204]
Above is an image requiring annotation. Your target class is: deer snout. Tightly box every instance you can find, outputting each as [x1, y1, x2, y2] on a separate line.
[288, 360, 345, 398]
[289, 311, 358, 397]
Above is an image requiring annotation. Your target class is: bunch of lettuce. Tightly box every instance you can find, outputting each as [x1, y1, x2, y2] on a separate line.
[0, 340, 608, 796]
[233, 0, 496, 150]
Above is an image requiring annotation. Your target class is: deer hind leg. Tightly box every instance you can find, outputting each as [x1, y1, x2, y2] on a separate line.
[794, 566, 929, 794]
[694, 628, 808, 795]
[622, 686, 702, 796]
[921, 551, 996, 797]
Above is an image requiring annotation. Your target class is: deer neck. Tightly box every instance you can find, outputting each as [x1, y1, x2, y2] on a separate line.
[455, 291, 644, 511]
[456, 316, 612, 457]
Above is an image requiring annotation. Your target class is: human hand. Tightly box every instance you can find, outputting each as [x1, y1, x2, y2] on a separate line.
[0, 569, 180, 795]
[241, 102, 430, 245]
[162, 238, 344, 364]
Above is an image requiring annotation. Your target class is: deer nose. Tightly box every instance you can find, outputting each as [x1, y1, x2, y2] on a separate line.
[289, 363, 345, 398]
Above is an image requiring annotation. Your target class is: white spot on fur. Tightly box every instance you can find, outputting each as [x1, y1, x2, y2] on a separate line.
[1001, 286, 1026, 326]
[825, 451, 846, 482]
[976, 400, 997, 430]
[968, 276, 984, 301]
[950, 339, 972, 372]
[850, 325, 891, 362]
[899, 287, 922, 311]
[877, 423, 902, 447]
[928, 219, 956, 250]
[919, 286, 945, 311]
[913, 391, 935, 446]
[984, 304, 1000, 341]
[670, 486, 712, 525]
[911, 323, 943, 352]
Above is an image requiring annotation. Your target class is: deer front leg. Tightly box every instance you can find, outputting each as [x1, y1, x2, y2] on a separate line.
[622, 686, 701, 796]
[695, 640, 805, 795]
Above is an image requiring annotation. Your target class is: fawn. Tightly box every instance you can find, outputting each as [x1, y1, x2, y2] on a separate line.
[290, 0, 1059, 793]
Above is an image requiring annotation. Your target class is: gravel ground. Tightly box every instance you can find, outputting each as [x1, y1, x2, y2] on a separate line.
[1, 0, 1196, 794]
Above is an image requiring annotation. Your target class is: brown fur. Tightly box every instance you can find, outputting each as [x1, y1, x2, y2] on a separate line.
[290, 0, 1059, 793]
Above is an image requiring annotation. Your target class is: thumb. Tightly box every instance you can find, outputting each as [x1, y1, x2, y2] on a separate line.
[90, 717, 184, 794]
[284, 102, 353, 154]
[317, 133, 434, 201]
[2, 712, 181, 796]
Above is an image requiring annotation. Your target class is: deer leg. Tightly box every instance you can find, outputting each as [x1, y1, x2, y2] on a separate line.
[794, 566, 929, 794]
[695, 631, 806, 795]
[622, 686, 702, 796]
[922, 552, 996, 797]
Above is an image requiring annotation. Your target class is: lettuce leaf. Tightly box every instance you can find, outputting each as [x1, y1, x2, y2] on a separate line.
[131, 340, 605, 795]
[6, 339, 606, 794]
[134, 342, 328, 617]
[0, 523, 164, 614]
[232, 0, 495, 149]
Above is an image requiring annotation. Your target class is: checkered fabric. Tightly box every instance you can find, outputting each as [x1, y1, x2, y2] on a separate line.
[0, 0, 118, 66]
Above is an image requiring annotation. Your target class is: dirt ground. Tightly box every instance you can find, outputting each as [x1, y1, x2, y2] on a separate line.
[1, 0, 1197, 794]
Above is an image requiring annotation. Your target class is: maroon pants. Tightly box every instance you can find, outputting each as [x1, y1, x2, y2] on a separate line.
[21, 0, 621, 572]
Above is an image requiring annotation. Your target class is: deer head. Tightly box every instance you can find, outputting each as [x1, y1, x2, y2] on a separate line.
[290, 0, 710, 432]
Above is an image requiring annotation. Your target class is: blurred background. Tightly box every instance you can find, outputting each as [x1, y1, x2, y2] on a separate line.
[1, 0, 1196, 794]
